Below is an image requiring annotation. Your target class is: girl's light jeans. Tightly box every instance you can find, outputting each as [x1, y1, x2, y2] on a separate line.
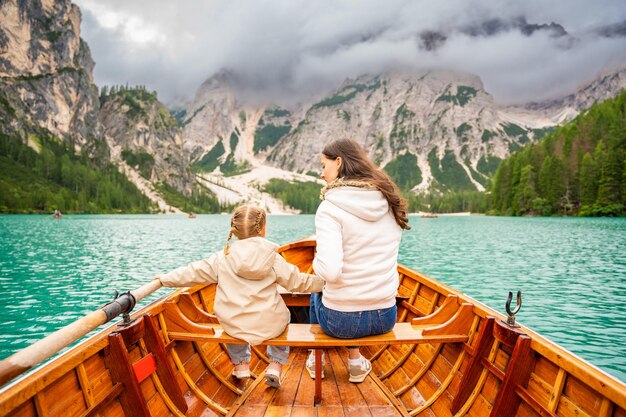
[226, 344, 290, 365]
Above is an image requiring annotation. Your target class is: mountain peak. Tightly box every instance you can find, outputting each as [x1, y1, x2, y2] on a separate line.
[511, 64, 626, 124]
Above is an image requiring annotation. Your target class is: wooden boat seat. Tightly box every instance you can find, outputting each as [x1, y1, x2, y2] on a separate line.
[163, 293, 473, 346]
[162, 293, 475, 405]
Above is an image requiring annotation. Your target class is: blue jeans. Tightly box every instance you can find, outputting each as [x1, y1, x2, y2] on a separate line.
[225, 344, 290, 365]
[309, 292, 397, 343]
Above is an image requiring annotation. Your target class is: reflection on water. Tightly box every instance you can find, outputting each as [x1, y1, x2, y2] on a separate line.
[0, 214, 624, 381]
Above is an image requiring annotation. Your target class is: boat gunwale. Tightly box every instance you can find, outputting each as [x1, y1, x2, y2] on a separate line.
[0, 291, 177, 411]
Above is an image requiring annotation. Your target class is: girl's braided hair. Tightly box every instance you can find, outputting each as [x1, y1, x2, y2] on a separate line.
[224, 205, 267, 255]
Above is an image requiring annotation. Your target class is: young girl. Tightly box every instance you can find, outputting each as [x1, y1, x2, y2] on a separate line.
[154, 205, 324, 388]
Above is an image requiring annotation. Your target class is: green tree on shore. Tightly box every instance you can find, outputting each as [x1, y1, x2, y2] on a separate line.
[489, 90, 626, 216]
[0, 131, 153, 213]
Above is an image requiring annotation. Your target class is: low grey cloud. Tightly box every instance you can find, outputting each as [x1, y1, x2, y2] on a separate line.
[75, 0, 626, 106]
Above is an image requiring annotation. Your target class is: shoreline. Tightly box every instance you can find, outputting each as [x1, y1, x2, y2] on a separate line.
[409, 211, 478, 216]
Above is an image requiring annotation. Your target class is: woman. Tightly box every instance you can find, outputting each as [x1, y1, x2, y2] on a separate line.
[308, 139, 410, 383]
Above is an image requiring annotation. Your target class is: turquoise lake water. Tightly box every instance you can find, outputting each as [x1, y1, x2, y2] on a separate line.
[0, 214, 625, 382]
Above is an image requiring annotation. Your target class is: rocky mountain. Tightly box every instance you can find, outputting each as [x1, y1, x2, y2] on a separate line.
[266, 71, 537, 193]
[99, 87, 193, 203]
[181, 64, 626, 198]
[2, 0, 625, 213]
[504, 66, 626, 125]
[182, 72, 262, 165]
[0, 0, 102, 155]
[0, 0, 198, 213]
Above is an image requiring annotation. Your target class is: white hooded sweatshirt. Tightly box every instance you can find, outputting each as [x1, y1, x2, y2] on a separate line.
[313, 185, 403, 312]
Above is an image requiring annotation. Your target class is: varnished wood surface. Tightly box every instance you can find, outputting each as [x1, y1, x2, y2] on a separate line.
[1, 237, 625, 417]
[227, 347, 410, 417]
[167, 322, 469, 347]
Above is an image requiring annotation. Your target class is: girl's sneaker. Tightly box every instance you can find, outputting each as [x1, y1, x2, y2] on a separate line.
[305, 351, 325, 379]
[232, 362, 250, 379]
[265, 361, 282, 388]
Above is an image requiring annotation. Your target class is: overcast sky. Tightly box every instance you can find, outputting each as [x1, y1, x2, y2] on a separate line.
[74, 0, 626, 106]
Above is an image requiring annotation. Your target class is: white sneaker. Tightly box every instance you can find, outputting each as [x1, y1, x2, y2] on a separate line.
[305, 351, 325, 379]
[348, 356, 372, 383]
[265, 362, 282, 388]
[231, 362, 250, 379]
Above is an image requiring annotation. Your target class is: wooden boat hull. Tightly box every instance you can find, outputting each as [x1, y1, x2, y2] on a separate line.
[1, 239, 625, 417]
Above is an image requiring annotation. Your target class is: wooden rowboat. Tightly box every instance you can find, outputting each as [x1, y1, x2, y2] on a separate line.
[1, 238, 625, 417]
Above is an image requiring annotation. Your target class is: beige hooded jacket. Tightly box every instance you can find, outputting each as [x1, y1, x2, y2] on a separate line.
[159, 237, 324, 345]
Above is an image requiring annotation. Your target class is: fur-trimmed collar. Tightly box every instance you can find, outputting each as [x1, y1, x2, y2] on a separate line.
[320, 178, 375, 200]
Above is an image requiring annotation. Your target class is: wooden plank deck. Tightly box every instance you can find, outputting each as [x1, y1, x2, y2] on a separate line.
[227, 348, 410, 417]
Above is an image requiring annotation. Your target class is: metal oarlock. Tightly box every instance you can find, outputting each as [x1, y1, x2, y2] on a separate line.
[102, 290, 137, 326]
[505, 290, 522, 328]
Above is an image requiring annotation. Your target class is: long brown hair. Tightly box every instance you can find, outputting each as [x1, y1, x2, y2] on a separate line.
[224, 205, 267, 254]
[322, 139, 410, 230]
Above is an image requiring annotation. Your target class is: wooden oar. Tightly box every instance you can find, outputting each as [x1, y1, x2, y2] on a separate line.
[0, 280, 163, 386]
